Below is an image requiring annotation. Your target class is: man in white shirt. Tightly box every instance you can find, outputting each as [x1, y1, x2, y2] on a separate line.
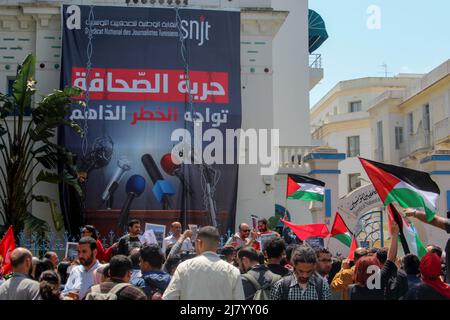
[62, 237, 102, 300]
[163, 226, 244, 300]
[162, 222, 193, 255]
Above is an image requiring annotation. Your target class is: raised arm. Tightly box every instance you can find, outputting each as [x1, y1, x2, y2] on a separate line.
[403, 208, 448, 231]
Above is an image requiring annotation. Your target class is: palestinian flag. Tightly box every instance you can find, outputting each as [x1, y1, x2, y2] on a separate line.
[359, 158, 440, 222]
[387, 204, 427, 259]
[0, 226, 16, 275]
[286, 174, 325, 202]
[348, 236, 358, 261]
[280, 219, 330, 240]
[330, 212, 352, 247]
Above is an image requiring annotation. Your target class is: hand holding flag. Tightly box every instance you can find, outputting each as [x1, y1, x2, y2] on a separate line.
[359, 157, 440, 222]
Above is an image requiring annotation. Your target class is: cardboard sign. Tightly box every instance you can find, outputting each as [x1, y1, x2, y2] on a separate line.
[65, 242, 78, 261]
[145, 223, 166, 248]
[188, 224, 198, 242]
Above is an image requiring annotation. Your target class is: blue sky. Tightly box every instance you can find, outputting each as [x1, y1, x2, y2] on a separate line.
[309, 0, 450, 107]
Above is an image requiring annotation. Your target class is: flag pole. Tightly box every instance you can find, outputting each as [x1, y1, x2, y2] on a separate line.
[284, 175, 289, 220]
[325, 234, 331, 249]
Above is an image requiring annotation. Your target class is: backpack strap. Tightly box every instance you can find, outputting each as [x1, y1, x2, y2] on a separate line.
[280, 275, 294, 300]
[242, 272, 281, 300]
[109, 282, 132, 296]
[313, 275, 324, 300]
[242, 273, 262, 291]
[90, 284, 102, 294]
[242, 273, 262, 300]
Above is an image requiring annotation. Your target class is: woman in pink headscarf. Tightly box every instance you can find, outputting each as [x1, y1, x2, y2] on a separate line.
[404, 252, 450, 300]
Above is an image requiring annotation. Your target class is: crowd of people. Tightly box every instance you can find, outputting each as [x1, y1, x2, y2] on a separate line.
[0, 209, 449, 300]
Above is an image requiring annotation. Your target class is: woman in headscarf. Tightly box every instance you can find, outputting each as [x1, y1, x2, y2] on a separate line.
[403, 252, 450, 300]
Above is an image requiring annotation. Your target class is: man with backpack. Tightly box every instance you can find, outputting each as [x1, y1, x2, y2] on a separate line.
[238, 246, 281, 300]
[270, 245, 330, 300]
[85, 255, 146, 300]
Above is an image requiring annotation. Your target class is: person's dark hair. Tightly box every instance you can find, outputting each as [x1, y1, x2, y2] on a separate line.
[128, 219, 140, 228]
[221, 246, 235, 257]
[57, 261, 71, 285]
[165, 254, 182, 274]
[427, 245, 443, 257]
[39, 270, 61, 300]
[315, 247, 331, 258]
[257, 218, 268, 225]
[258, 251, 265, 265]
[129, 248, 140, 269]
[34, 259, 54, 281]
[197, 226, 220, 242]
[102, 264, 110, 278]
[237, 246, 259, 262]
[43, 251, 57, 260]
[286, 244, 300, 264]
[264, 238, 285, 258]
[109, 255, 132, 278]
[291, 245, 317, 265]
[82, 225, 98, 240]
[140, 244, 164, 269]
[328, 257, 343, 285]
[78, 236, 97, 251]
[367, 248, 378, 256]
[402, 253, 420, 275]
[10, 249, 32, 268]
[376, 247, 388, 264]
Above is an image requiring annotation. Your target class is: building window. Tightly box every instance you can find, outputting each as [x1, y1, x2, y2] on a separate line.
[423, 104, 430, 132]
[407, 112, 414, 135]
[348, 173, 361, 192]
[377, 121, 383, 160]
[347, 136, 360, 157]
[349, 101, 362, 113]
[395, 127, 403, 150]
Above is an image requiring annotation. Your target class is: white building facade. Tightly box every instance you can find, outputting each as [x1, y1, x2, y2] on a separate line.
[312, 61, 450, 250]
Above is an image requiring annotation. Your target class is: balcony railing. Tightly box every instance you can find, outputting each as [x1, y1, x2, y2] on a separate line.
[309, 53, 322, 69]
[399, 130, 431, 160]
[434, 117, 450, 143]
[277, 146, 315, 172]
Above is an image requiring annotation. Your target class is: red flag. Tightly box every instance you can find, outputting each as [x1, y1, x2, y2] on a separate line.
[347, 236, 358, 261]
[280, 219, 330, 241]
[0, 226, 16, 275]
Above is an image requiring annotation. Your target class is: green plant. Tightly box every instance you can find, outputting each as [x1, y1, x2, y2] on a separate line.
[0, 54, 84, 236]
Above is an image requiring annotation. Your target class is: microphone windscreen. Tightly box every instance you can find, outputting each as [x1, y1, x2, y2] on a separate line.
[125, 174, 146, 196]
[160, 153, 180, 176]
[141, 154, 164, 182]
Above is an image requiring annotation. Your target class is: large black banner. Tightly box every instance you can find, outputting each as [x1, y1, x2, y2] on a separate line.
[60, 5, 241, 235]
